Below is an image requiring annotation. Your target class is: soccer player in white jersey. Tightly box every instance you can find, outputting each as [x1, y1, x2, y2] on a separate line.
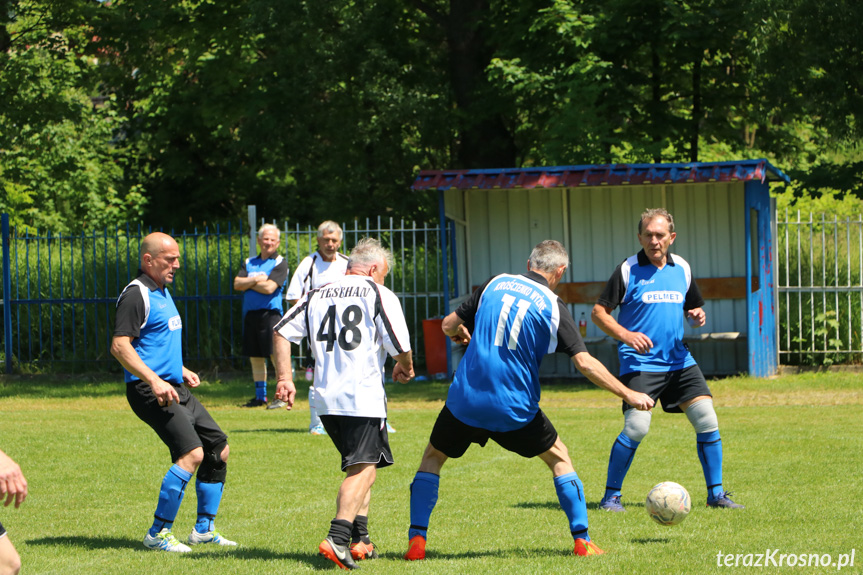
[404, 240, 653, 561]
[285, 221, 350, 434]
[592, 208, 743, 511]
[273, 237, 414, 570]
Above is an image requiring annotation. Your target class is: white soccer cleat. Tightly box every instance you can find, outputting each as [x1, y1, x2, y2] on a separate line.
[143, 528, 192, 553]
[188, 529, 238, 546]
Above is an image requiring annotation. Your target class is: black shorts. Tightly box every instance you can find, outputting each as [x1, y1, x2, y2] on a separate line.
[242, 309, 282, 357]
[0, 520, 5, 538]
[620, 365, 712, 414]
[320, 415, 394, 471]
[430, 405, 558, 459]
[127, 380, 228, 462]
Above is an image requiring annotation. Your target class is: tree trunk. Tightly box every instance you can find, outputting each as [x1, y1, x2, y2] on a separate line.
[446, 0, 517, 168]
[690, 56, 701, 162]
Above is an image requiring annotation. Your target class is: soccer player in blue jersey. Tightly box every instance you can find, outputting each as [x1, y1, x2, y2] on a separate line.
[234, 224, 289, 408]
[111, 232, 237, 553]
[592, 208, 743, 512]
[403, 240, 654, 561]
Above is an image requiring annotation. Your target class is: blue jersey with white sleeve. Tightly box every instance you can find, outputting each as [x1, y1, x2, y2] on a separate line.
[597, 250, 704, 375]
[114, 273, 184, 384]
[237, 254, 288, 316]
[446, 271, 586, 432]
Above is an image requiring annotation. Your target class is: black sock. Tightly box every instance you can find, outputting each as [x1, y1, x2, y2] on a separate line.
[351, 515, 371, 544]
[327, 519, 353, 547]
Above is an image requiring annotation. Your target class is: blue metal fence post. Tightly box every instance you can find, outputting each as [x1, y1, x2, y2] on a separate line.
[2, 214, 12, 373]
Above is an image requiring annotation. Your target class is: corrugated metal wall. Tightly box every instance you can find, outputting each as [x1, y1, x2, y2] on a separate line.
[448, 182, 750, 377]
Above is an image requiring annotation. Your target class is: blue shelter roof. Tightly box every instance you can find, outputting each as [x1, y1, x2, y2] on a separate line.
[411, 159, 790, 191]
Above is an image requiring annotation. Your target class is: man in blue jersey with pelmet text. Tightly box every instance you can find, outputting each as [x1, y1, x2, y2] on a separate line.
[592, 208, 743, 512]
[111, 232, 237, 553]
[404, 240, 654, 561]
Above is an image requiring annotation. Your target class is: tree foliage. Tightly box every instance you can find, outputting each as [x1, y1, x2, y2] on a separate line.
[0, 0, 146, 233]
[0, 0, 861, 232]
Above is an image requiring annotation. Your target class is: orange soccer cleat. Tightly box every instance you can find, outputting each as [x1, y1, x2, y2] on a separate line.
[403, 535, 427, 561]
[350, 540, 378, 560]
[573, 538, 605, 556]
[319, 537, 358, 570]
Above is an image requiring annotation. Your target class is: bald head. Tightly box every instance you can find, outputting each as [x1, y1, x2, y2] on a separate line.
[140, 232, 180, 287]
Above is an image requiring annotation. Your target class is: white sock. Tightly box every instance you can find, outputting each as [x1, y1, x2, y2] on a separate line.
[309, 386, 322, 428]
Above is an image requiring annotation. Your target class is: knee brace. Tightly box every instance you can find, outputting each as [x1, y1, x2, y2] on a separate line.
[197, 440, 228, 483]
[685, 398, 719, 434]
[622, 408, 652, 443]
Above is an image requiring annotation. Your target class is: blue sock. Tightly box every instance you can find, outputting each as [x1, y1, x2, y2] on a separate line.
[604, 433, 640, 499]
[408, 472, 439, 540]
[194, 479, 224, 534]
[697, 431, 724, 499]
[255, 381, 267, 401]
[554, 472, 589, 541]
[149, 464, 193, 536]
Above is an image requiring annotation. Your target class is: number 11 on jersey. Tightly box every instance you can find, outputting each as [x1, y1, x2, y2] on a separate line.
[494, 293, 531, 350]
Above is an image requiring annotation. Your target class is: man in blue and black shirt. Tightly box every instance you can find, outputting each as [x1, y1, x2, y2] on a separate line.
[404, 240, 653, 561]
[592, 208, 744, 512]
[111, 232, 237, 553]
[234, 223, 289, 408]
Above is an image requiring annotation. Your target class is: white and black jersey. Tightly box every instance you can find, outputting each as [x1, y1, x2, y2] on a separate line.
[275, 274, 411, 418]
[285, 251, 349, 301]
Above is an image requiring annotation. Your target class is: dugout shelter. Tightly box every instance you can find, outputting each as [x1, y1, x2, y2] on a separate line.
[412, 159, 791, 378]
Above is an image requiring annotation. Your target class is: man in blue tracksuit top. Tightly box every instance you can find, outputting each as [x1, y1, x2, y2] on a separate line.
[111, 232, 237, 553]
[592, 208, 744, 512]
[404, 240, 654, 561]
[234, 223, 289, 408]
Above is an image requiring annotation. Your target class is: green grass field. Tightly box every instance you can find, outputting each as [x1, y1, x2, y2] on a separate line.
[0, 372, 860, 574]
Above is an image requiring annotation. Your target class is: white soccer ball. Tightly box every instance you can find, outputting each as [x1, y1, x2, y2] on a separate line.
[645, 481, 691, 526]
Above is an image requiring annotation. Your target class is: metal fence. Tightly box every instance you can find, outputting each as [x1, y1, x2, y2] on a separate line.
[777, 210, 863, 364]
[0, 214, 445, 374]
[8, 209, 861, 371]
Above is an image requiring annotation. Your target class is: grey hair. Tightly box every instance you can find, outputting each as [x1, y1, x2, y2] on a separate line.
[317, 220, 343, 240]
[348, 237, 394, 274]
[528, 240, 570, 273]
[638, 208, 675, 234]
[257, 223, 280, 240]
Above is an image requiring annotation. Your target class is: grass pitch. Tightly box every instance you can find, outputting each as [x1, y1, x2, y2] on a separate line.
[0, 372, 860, 574]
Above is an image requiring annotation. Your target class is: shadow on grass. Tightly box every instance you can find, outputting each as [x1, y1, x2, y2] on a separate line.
[513, 501, 559, 510]
[229, 428, 306, 434]
[586, 500, 645, 510]
[27, 536, 332, 566]
[28, 535, 140, 551]
[515, 500, 646, 511]
[631, 537, 671, 544]
[181, 547, 329, 566]
[383, 547, 572, 560]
